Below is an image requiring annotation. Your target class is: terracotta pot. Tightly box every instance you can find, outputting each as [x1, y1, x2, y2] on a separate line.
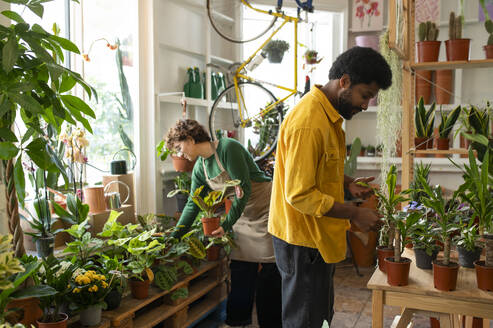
[414, 137, 427, 158]
[415, 70, 432, 104]
[484, 45, 493, 59]
[349, 230, 377, 267]
[130, 278, 151, 299]
[201, 217, 220, 236]
[414, 248, 438, 270]
[474, 261, 493, 291]
[377, 246, 394, 273]
[172, 155, 195, 172]
[430, 317, 440, 328]
[445, 39, 470, 61]
[460, 133, 472, 158]
[427, 137, 434, 149]
[416, 41, 441, 62]
[206, 245, 220, 261]
[437, 137, 450, 150]
[385, 257, 411, 286]
[6, 297, 42, 326]
[433, 261, 459, 291]
[37, 313, 68, 328]
[83, 186, 106, 214]
[435, 70, 453, 104]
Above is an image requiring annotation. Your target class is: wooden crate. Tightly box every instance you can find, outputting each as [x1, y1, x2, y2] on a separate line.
[102, 258, 228, 328]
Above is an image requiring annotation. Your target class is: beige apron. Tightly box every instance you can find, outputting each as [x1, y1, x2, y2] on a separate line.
[202, 146, 275, 263]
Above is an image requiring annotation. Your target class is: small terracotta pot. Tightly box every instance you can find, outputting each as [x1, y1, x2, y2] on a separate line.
[130, 278, 151, 299]
[437, 137, 450, 150]
[445, 39, 470, 61]
[349, 230, 377, 267]
[37, 313, 68, 328]
[460, 133, 472, 158]
[433, 261, 459, 291]
[172, 155, 195, 172]
[207, 245, 220, 261]
[201, 217, 220, 236]
[385, 257, 411, 286]
[377, 246, 394, 273]
[474, 260, 493, 291]
[83, 186, 106, 214]
[416, 41, 441, 62]
[427, 137, 434, 149]
[415, 70, 432, 104]
[414, 137, 427, 158]
[484, 44, 493, 59]
[435, 70, 453, 104]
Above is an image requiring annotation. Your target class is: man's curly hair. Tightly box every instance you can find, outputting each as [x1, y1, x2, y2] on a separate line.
[165, 119, 211, 150]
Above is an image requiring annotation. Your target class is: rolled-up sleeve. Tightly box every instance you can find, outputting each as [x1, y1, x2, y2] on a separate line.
[283, 128, 335, 217]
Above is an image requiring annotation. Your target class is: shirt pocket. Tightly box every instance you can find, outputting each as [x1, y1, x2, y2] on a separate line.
[317, 148, 341, 191]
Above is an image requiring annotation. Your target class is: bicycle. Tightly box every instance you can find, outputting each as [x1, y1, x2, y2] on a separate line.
[207, 0, 313, 163]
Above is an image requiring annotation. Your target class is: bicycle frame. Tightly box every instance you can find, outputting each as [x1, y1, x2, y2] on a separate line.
[233, 0, 300, 128]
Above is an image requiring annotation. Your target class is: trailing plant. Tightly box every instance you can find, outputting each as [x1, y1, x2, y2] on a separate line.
[438, 105, 461, 138]
[377, 30, 402, 185]
[415, 97, 435, 139]
[63, 218, 103, 268]
[418, 21, 439, 41]
[448, 11, 463, 40]
[168, 180, 241, 218]
[480, 0, 493, 45]
[391, 210, 421, 262]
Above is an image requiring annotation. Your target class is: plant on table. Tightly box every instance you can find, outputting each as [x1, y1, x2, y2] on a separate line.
[409, 215, 440, 269]
[453, 217, 483, 268]
[97, 254, 126, 310]
[63, 218, 103, 268]
[98, 210, 139, 258]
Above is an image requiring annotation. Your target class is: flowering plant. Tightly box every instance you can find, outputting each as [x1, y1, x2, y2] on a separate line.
[69, 269, 111, 310]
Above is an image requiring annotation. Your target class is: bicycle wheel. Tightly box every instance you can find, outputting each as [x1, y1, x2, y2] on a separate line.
[209, 82, 284, 163]
[207, 0, 278, 44]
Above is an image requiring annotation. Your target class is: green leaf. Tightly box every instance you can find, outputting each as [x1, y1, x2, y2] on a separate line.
[1, 10, 25, 23]
[49, 35, 80, 54]
[59, 74, 76, 93]
[11, 284, 57, 299]
[462, 132, 489, 146]
[14, 157, 25, 205]
[7, 92, 43, 114]
[0, 127, 18, 142]
[27, 2, 44, 18]
[25, 138, 51, 169]
[3, 34, 19, 73]
[61, 95, 96, 119]
[0, 142, 19, 159]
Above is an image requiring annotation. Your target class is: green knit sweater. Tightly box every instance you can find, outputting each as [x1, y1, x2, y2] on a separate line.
[173, 138, 271, 236]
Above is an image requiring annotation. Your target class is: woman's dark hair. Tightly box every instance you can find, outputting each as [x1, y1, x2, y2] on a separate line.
[328, 46, 392, 90]
[165, 119, 211, 150]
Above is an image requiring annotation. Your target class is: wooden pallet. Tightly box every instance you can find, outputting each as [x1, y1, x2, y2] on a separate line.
[97, 258, 228, 328]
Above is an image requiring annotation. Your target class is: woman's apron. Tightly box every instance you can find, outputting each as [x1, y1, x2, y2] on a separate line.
[202, 148, 275, 263]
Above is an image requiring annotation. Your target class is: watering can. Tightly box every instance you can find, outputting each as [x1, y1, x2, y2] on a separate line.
[104, 181, 130, 210]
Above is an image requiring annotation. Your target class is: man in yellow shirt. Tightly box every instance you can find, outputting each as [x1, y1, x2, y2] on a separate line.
[268, 46, 392, 327]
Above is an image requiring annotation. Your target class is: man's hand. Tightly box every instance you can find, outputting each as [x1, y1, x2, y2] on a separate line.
[210, 226, 225, 238]
[348, 176, 375, 199]
[350, 207, 380, 232]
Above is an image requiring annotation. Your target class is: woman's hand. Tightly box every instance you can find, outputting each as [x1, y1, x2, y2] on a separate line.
[210, 226, 225, 238]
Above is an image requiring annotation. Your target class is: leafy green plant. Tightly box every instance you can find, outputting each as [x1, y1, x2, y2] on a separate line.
[156, 140, 177, 161]
[174, 172, 191, 192]
[97, 254, 126, 294]
[418, 21, 439, 41]
[168, 180, 241, 218]
[391, 211, 421, 262]
[409, 162, 431, 203]
[454, 219, 481, 252]
[63, 218, 103, 268]
[414, 97, 435, 138]
[51, 193, 89, 226]
[438, 105, 461, 138]
[264, 39, 289, 53]
[410, 216, 439, 256]
[154, 261, 193, 291]
[462, 104, 493, 175]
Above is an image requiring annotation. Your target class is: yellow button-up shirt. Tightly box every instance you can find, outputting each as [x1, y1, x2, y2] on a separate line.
[268, 85, 350, 263]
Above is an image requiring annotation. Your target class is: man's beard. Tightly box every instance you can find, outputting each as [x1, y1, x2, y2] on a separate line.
[337, 89, 362, 120]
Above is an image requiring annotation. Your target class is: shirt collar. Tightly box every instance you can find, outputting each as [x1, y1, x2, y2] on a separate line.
[310, 85, 343, 124]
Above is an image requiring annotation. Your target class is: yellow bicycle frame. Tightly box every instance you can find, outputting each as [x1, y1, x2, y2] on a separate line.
[234, 0, 300, 127]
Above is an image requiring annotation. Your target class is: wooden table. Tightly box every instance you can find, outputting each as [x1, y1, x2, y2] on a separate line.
[367, 249, 493, 328]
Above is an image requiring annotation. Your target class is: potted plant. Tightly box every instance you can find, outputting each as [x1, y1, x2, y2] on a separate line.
[454, 219, 483, 268]
[156, 140, 195, 172]
[411, 217, 440, 270]
[173, 172, 191, 212]
[415, 176, 463, 291]
[417, 21, 440, 62]
[414, 98, 436, 154]
[98, 254, 126, 311]
[366, 145, 376, 157]
[360, 165, 407, 273]
[464, 105, 492, 176]
[376, 144, 383, 157]
[263, 40, 290, 63]
[304, 49, 322, 64]
[69, 269, 111, 326]
[437, 105, 461, 150]
[455, 148, 493, 290]
[63, 218, 103, 268]
[480, 0, 493, 58]
[384, 210, 421, 286]
[457, 106, 473, 157]
[109, 229, 164, 299]
[445, 11, 470, 61]
[168, 180, 241, 236]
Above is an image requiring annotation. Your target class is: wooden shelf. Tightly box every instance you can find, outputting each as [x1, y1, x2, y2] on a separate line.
[158, 94, 238, 110]
[412, 148, 469, 155]
[184, 285, 227, 327]
[410, 59, 493, 71]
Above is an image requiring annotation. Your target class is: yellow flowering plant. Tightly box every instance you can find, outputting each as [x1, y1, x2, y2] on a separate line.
[69, 269, 112, 310]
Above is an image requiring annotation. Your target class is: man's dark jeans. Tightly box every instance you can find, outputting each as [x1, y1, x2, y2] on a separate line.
[273, 236, 336, 328]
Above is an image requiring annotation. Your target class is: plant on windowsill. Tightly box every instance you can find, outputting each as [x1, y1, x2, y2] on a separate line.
[156, 140, 195, 172]
[366, 145, 376, 157]
[264, 39, 289, 63]
[437, 105, 461, 150]
[168, 180, 241, 237]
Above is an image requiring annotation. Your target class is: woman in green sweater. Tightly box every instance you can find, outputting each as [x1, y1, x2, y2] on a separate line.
[165, 119, 281, 328]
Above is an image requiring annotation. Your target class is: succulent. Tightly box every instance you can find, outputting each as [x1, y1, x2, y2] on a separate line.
[418, 21, 439, 42]
[486, 19, 493, 45]
[448, 11, 463, 40]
